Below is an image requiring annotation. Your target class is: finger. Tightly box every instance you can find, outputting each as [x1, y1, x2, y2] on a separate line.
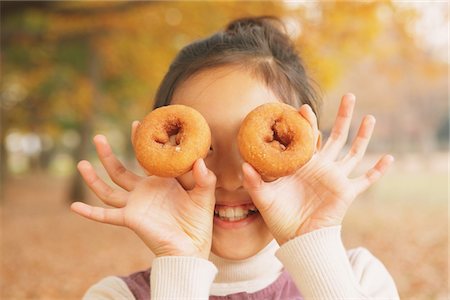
[188, 159, 216, 210]
[352, 154, 394, 195]
[242, 162, 272, 211]
[321, 93, 356, 160]
[299, 104, 320, 151]
[299, 104, 318, 132]
[340, 115, 376, 175]
[94, 135, 142, 190]
[242, 162, 263, 190]
[316, 132, 322, 150]
[77, 160, 128, 208]
[70, 202, 124, 226]
[131, 120, 140, 149]
[131, 122, 153, 176]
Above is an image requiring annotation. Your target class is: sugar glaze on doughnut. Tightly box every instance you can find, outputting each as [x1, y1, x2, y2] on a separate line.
[237, 102, 314, 178]
[134, 105, 211, 177]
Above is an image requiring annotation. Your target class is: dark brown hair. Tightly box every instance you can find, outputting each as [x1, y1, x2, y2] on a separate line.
[153, 16, 321, 122]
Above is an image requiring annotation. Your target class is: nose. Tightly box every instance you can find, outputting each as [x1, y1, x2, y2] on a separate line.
[215, 156, 243, 191]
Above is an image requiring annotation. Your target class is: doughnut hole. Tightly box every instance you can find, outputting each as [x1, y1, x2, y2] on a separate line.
[134, 104, 211, 177]
[266, 119, 293, 151]
[154, 120, 183, 149]
[237, 102, 314, 178]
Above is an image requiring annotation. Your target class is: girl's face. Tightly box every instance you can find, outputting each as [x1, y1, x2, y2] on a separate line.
[172, 66, 279, 260]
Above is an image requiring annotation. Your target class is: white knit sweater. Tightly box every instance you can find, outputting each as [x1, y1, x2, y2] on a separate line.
[83, 226, 399, 299]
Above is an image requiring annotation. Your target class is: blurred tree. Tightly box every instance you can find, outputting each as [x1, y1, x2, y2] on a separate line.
[437, 116, 449, 150]
[0, 1, 287, 202]
[1, 1, 446, 201]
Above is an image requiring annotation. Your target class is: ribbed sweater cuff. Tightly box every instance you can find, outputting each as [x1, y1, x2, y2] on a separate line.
[275, 226, 365, 299]
[150, 256, 218, 299]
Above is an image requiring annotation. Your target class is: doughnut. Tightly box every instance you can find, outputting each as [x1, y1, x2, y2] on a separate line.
[134, 105, 211, 177]
[237, 102, 314, 178]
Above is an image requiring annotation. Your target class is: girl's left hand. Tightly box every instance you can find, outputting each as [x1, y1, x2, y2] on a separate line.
[242, 93, 394, 245]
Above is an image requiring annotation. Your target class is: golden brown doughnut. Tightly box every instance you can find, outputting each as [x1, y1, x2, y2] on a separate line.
[237, 102, 314, 178]
[134, 105, 211, 177]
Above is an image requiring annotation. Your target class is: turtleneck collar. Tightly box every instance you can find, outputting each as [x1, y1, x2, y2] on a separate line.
[208, 239, 283, 283]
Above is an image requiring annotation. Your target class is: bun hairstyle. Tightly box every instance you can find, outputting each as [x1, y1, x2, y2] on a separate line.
[154, 16, 321, 122]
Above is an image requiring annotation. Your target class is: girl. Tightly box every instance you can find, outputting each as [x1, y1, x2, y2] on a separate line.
[71, 16, 399, 299]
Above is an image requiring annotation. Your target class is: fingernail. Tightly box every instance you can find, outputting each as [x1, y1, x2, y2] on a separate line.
[93, 135, 106, 144]
[243, 162, 260, 180]
[366, 115, 376, 125]
[198, 159, 208, 176]
[300, 104, 311, 111]
[345, 93, 356, 101]
[77, 160, 89, 170]
[242, 162, 253, 175]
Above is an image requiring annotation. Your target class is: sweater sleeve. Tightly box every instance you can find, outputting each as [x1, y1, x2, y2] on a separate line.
[83, 276, 135, 300]
[150, 256, 218, 299]
[275, 226, 399, 300]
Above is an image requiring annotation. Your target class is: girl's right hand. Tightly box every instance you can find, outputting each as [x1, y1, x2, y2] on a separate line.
[70, 127, 217, 260]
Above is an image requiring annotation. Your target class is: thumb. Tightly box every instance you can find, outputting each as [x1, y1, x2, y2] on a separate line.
[242, 162, 270, 211]
[189, 159, 216, 210]
[131, 120, 140, 149]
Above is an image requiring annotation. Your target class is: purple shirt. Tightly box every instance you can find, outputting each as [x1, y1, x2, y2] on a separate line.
[121, 268, 303, 299]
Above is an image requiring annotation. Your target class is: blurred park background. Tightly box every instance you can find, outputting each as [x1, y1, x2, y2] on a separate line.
[1, 1, 448, 299]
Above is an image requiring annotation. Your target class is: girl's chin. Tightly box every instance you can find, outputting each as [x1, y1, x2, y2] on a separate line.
[211, 212, 273, 260]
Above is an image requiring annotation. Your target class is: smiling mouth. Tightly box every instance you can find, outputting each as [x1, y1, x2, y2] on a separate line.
[214, 204, 259, 222]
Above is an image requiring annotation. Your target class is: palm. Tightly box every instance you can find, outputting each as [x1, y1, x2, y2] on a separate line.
[257, 154, 355, 243]
[71, 134, 216, 259]
[121, 177, 214, 258]
[243, 95, 394, 244]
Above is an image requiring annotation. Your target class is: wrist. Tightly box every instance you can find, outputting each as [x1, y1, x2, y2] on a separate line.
[275, 221, 343, 246]
[151, 256, 218, 299]
[153, 245, 211, 260]
[295, 219, 342, 239]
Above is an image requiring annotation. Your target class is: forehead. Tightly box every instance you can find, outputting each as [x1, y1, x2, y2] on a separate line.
[171, 66, 279, 126]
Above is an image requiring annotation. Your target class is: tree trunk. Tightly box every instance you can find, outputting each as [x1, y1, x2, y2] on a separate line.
[68, 42, 100, 203]
[0, 107, 8, 202]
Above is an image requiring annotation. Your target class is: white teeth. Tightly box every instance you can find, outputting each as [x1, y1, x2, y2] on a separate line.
[215, 205, 258, 222]
[235, 206, 244, 216]
[225, 207, 234, 218]
[227, 215, 246, 222]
